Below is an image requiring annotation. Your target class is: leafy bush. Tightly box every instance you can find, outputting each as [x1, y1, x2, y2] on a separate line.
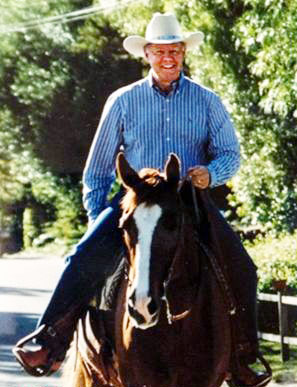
[246, 232, 297, 294]
[29, 169, 87, 247]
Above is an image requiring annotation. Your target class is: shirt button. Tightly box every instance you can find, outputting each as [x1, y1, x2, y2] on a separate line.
[166, 117, 170, 122]
[166, 137, 170, 141]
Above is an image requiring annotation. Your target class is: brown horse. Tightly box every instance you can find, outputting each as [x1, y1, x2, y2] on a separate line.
[64, 153, 232, 387]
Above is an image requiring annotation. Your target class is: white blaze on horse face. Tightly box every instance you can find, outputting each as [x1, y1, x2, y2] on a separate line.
[131, 203, 162, 325]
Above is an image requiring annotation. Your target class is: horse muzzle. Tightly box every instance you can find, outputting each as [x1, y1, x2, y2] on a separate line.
[127, 292, 160, 329]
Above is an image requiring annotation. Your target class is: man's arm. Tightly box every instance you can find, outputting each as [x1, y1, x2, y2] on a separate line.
[193, 94, 240, 189]
[83, 93, 123, 223]
[188, 94, 240, 189]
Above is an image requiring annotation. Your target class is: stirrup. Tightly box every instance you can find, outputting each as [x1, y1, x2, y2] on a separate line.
[13, 324, 64, 377]
[256, 351, 272, 381]
[227, 351, 272, 387]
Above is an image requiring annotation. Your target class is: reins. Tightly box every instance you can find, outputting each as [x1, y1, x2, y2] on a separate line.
[189, 179, 237, 316]
[163, 179, 238, 326]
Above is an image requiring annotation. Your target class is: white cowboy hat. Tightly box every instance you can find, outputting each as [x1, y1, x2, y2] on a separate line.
[123, 12, 204, 58]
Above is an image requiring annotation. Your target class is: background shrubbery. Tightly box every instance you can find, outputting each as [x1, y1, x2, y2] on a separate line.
[246, 232, 297, 295]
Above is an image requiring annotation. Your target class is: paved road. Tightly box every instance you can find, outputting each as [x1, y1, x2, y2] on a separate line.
[0, 254, 64, 387]
[0, 254, 296, 387]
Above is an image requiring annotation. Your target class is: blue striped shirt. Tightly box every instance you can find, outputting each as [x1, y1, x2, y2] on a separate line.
[83, 71, 240, 222]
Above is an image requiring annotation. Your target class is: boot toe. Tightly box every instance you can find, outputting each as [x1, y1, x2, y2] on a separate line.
[13, 346, 61, 377]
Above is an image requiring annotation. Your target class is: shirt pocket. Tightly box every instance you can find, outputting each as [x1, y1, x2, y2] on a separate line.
[122, 116, 149, 149]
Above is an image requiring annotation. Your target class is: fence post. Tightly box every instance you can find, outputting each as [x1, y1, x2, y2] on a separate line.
[277, 288, 290, 361]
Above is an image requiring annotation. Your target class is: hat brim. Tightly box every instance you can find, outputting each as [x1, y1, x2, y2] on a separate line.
[123, 32, 204, 58]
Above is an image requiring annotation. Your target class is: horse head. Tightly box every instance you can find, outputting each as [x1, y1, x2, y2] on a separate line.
[116, 152, 187, 329]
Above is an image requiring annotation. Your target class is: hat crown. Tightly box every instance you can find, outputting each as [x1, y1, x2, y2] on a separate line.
[145, 13, 182, 41]
[123, 12, 204, 57]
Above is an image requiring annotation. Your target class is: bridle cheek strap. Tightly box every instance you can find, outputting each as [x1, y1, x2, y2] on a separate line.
[162, 212, 193, 325]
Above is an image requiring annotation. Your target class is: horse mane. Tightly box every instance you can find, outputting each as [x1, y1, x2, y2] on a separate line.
[120, 168, 168, 214]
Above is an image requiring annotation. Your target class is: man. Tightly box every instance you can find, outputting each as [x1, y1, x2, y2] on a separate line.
[13, 12, 271, 387]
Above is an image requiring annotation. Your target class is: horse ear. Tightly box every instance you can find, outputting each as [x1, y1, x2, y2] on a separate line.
[164, 153, 180, 184]
[116, 152, 141, 188]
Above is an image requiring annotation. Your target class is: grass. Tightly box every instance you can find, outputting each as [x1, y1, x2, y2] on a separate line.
[259, 340, 297, 383]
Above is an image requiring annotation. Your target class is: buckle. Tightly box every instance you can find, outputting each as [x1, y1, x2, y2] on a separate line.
[47, 326, 57, 337]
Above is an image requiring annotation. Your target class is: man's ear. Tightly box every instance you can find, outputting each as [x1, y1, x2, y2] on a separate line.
[143, 44, 152, 62]
[143, 49, 149, 61]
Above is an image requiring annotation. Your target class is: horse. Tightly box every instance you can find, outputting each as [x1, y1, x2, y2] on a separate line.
[64, 152, 233, 387]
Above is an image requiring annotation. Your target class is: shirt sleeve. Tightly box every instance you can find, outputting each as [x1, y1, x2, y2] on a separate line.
[206, 94, 240, 187]
[82, 93, 123, 223]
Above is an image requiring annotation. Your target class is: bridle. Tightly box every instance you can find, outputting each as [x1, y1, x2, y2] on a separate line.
[162, 190, 195, 325]
[163, 179, 238, 325]
[123, 179, 238, 327]
[122, 189, 194, 326]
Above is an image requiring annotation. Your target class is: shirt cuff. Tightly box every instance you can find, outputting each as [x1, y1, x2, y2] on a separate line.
[207, 165, 218, 188]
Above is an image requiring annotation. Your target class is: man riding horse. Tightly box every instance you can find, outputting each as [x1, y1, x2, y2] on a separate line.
[13, 12, 271, 387]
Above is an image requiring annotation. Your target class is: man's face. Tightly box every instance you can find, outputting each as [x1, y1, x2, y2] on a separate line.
[144, 43, 185, 89]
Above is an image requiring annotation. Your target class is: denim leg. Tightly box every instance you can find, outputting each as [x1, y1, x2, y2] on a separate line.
[38, 192, 124, 327]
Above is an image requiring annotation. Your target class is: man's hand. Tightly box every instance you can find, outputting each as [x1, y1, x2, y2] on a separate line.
[187, 166, 210, 189]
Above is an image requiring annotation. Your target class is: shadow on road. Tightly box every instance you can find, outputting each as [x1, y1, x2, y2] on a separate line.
[0, 309, 62, 386]
[0, 286, 50, 297]
[0, 311, 39, 345]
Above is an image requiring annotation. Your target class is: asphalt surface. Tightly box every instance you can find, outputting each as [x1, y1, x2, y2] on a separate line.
[0, 253, 296, 387]
[0, 254, 64, 387]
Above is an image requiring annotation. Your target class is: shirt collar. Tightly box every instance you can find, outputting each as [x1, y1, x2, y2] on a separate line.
[147, 70, 185, 96]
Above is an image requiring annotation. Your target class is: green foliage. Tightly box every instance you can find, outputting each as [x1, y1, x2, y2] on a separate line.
[178, 0, 297, 233]
[0, 0, 141, 248]
[0, 141, 87, 245]
[0, 109, 25, 206]
[27, 162, 87, 245]
[44, 177, 87, 245]
[1, 0, 297, 248]
[246, 232, 297, 294]
[23, 207, 40, 248]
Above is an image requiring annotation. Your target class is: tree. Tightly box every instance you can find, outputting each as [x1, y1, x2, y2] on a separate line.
[0, 0, 142, 248]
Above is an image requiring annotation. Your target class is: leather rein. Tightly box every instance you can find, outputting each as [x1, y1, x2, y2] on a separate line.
[163, 180, 238, 325]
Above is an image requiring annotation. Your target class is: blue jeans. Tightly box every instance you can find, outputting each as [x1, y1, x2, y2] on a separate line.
[38, 191, 124, 327]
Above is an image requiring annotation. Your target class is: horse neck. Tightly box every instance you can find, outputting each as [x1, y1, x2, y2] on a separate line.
[164, 211, 200, 312]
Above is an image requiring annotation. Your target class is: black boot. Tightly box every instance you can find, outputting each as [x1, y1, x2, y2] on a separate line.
[13, 324, 69, 377]
[12, 304, 82, 377]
